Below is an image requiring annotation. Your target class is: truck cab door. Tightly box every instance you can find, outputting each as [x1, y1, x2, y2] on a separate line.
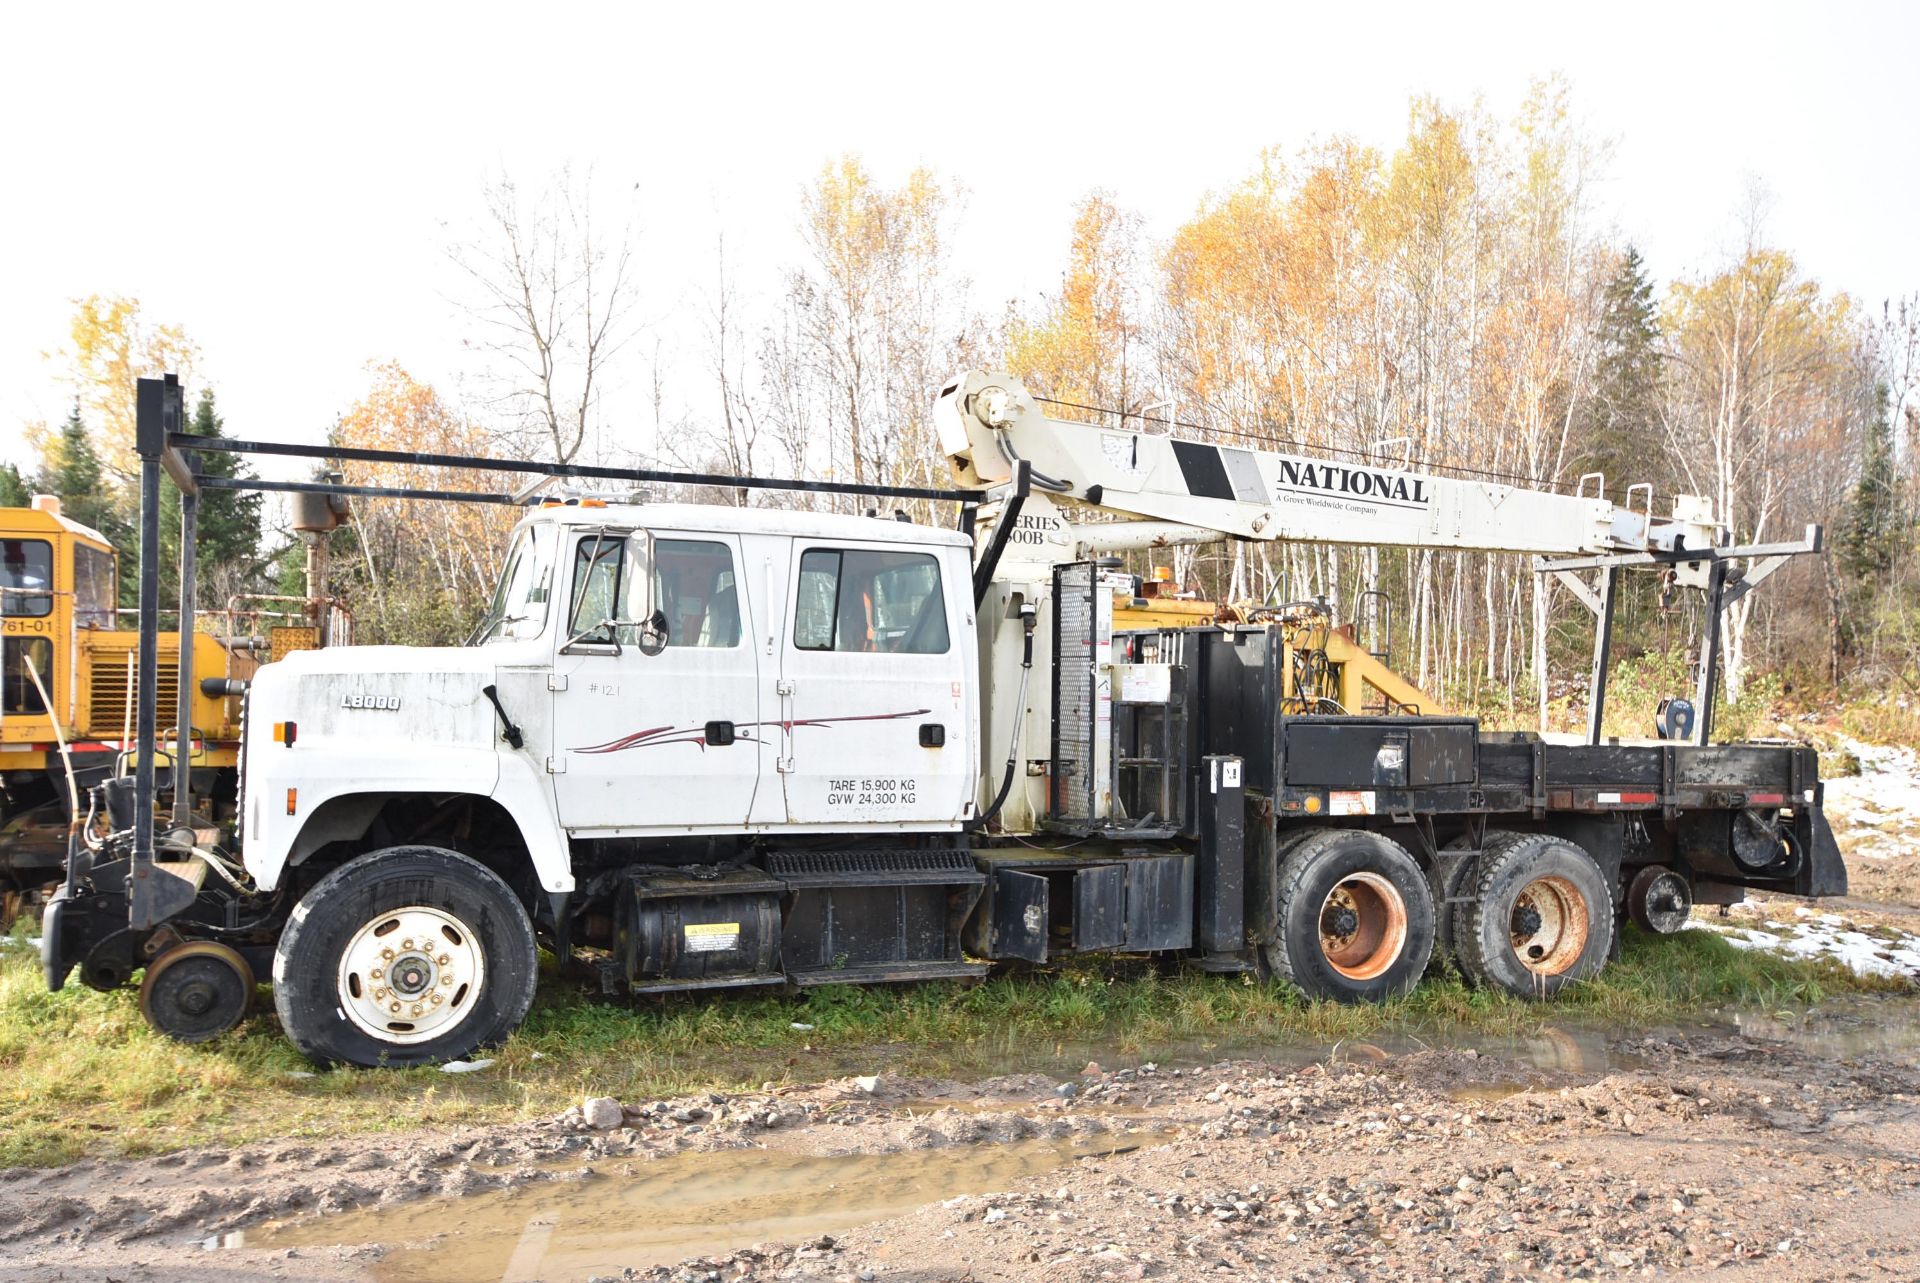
[549, 530, 760, 833]
[774, 540, 971, 828]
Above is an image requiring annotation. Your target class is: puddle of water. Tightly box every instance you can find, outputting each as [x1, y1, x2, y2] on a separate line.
[944, 993, 1920, 1086]
[236, 1137, 1104, 1282]
[1703, 997, 1920, 1063]
[960, 1020, 1638, 1083]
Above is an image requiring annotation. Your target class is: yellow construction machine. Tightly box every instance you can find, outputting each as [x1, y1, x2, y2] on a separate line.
[0, 496, 343, 928]
[1113, 565, 1434, 716]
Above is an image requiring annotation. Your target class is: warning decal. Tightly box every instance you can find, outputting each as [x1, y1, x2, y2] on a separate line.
[683, 922, 741, 953]
[1329, 790, 1377, 817]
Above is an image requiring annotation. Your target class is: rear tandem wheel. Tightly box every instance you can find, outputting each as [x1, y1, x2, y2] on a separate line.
[1261, 829, 1437, 1003]
[1455, 834, 1613, 998]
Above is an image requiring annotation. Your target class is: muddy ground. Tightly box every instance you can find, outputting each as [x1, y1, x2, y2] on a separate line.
[3, 1007, 1916, 1283]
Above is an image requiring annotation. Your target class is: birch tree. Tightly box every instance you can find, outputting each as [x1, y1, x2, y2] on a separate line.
[451, 167, 638, 465]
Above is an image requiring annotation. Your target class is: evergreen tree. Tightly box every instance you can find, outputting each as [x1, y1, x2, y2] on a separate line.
[36, 404, 132, 545]
[1837, 384, 1903, 629]
[0, 463, 30, 508]
[169, 389, 262, 577]
[1574, 246, 1666, 498]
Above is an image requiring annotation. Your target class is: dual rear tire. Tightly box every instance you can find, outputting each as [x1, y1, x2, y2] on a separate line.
[1261, 829, 1436, 1002]
[1262, 827, 1614, 1003]
[1452, 833, 1613, 998]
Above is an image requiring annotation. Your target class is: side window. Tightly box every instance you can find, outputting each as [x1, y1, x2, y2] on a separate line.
[567, 534, 629, 646]
[2, 637, 52, 713]
[654, 539, 740, 649]
[0, 540, 53, 619]
[792, 548, 949, 654]
[568, 535, 740, 649]
[74, 545, 115, 628]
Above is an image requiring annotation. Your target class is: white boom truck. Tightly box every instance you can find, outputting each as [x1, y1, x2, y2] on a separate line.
[39, 372, 1843, 1066]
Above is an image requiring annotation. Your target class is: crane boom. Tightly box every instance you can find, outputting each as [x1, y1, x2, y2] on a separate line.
[934, 370, 1719, 559]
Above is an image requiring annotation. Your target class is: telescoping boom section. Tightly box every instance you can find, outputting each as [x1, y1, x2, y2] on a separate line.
[935, 369, 1778, 563]
[35, 369, 1843, 1069]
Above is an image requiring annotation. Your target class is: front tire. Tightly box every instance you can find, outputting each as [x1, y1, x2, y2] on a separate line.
[1264, 829, 1435, 1002]
[273, 846, 537, 1067]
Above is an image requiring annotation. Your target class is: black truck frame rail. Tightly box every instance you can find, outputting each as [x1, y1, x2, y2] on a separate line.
[116, 374, 1005, 933]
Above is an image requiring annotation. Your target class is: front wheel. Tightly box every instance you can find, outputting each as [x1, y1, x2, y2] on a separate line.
[273, 846, 537, 1067]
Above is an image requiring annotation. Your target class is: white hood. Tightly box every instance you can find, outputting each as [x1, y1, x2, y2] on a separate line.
[248, 645, 502, 750]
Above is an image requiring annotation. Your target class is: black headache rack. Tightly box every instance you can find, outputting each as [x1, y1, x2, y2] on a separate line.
[46, 373, 1010, 989]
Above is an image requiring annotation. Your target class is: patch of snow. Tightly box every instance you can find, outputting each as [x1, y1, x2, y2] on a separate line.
[1697, 915, 1920, 980]
[1824, 738, 1920, 861]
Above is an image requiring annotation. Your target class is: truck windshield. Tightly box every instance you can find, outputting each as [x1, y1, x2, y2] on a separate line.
[470, 524, 559, 644]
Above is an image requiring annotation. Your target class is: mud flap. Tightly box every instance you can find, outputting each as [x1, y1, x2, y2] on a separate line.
[39, 889, 68, 991]
[1795, 809, 1849, 898]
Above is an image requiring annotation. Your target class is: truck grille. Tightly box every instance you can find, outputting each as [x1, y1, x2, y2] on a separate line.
[84, 651, 180, 738]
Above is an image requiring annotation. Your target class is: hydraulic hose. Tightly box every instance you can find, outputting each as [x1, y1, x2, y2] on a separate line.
[995, 429, 1072, 494]
[967, 604, 1037, 831]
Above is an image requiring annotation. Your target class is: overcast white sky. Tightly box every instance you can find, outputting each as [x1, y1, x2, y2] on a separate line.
[2, 0, 1914, 481]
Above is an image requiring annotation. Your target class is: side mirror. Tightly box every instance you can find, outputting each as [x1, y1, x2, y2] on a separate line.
[637, 608, 669, 657]
[626, 534, 668, 656]
[625, 531, 656, 623]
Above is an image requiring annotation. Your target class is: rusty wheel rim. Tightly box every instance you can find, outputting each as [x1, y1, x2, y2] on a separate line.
[1318, 872, 1409, 981]
[1509, 876, 1590, 975]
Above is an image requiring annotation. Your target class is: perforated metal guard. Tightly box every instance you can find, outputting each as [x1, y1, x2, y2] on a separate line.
[1051, 562, 1097, 824]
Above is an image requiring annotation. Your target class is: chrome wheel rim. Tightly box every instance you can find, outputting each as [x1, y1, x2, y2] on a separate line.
[336, 905, 484, 1044]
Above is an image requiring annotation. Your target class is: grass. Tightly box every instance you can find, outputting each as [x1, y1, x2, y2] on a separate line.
[0, 921, 1908, 1169]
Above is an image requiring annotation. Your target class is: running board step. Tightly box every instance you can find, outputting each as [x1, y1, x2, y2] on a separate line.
[787, 960, 989, 987]
[766, 848, 983, 887]
[767, 849, 987, 980]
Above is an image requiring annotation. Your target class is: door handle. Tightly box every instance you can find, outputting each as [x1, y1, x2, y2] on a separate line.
[705, 720, 736, 747]
[776, 680, 794, 772]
